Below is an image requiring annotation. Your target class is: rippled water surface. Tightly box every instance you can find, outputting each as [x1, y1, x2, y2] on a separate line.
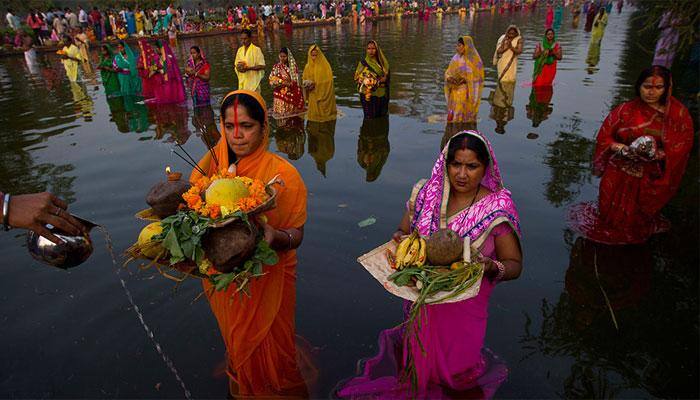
[1, 6, 697, 398]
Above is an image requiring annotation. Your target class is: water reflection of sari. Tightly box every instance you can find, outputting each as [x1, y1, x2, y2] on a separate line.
[190, 90, 310, 398]
[444, 36, 484, 124]
[269, 50, 305, 118]
[303, 45, 337, 122]
[526, 86, 553, 128]
[339, 130, 521, 398]
[493, 25, 522, 84]
[354, 40, 390, 119]
[114, 42, 142, 96]
[69, 82, 94, 122]
[98, 45, 121, 96]
[148, 103, 190, 143]
[274, 117, 306, 160]
[107, 95, 149, 133]
[192, 104, 220, 148]
[307, 120, 336, 177]
[489, 82, 515, 134]
[568, 97, 694, 244]
[357, 116, 390, 182]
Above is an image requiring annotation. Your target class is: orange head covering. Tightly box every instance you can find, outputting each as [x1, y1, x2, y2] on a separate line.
[190, 89, 270, 182]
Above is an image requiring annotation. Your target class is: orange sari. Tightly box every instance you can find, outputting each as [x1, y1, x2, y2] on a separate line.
[190, 90, 309, 397]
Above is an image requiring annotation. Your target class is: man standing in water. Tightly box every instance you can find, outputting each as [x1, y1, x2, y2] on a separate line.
[0, 191, 85, 244]
[234, 29, 266, 92]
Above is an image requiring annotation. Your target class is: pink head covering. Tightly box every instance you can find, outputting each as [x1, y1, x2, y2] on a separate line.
[409, 130, 521, 246]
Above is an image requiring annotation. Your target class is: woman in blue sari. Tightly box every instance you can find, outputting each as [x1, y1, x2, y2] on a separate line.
[126, 8, 136, 35]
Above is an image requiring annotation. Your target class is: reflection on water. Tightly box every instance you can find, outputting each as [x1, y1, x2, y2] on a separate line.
[307, 120, 337, 177]
[274, 116, 307, 160]
[441, 121, 478, 149]
[488, 82, 516, 134]
[148, 103, 191, 144]
[526, 85, 554, 128]
[357, 116, 390, 182]
[521, 235, 697, 398]
[0, 6, 697, 398]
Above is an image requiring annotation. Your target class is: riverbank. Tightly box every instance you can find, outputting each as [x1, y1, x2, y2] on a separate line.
[0, 10, 460, 58]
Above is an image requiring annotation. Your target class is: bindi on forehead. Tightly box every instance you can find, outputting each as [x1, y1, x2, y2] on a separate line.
[649, 76, 665, 86]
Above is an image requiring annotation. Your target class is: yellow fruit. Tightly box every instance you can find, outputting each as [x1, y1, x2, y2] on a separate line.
[404, 238, 421, 266]
[138, 222, 164, 258]
[205, 178, 250, 211]
[416, 238, 427, 267]
[395, 237, 412, 269]
[450, 261, 463, 270]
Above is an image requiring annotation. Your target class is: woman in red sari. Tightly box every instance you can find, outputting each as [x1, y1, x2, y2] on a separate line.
[569, 66, 694, 244]
[268, 47, 306, 119]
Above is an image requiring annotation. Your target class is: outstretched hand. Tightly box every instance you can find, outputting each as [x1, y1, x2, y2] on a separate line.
[6, 192, 86, 244]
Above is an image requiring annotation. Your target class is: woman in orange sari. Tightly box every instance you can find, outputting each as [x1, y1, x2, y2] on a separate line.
[190, 89, 309, 397]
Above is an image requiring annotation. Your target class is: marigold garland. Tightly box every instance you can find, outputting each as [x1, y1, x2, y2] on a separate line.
[182, 173, 268, 218]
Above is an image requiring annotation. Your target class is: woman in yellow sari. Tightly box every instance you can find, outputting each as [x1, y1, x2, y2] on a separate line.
[493, 25, 522, 84]
[445, 35, 484, 124]
[59, 36, 85, 82]
[302, 44, 337, 122]
[190, 90, 309, 397]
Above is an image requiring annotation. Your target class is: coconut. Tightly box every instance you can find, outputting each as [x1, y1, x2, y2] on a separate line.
[205, 178, 250, 212]
[426, 228, 463, 266]
[146, 179, 192, 218]
[202, 221, 258, 273]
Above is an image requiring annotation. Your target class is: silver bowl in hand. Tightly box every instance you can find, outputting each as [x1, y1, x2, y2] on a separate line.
[26, 215, 98, 270]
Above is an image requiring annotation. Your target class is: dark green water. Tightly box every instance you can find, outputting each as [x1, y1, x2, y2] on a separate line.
[0, 6, 697, 398]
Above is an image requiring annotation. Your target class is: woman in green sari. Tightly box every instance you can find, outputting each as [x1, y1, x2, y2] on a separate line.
[354, 40, 390, 119]
[113, 41, 142, 96]
[97, 44, 121, 97]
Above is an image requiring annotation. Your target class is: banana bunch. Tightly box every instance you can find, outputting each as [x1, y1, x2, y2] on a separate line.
[394, 231, 427, 270]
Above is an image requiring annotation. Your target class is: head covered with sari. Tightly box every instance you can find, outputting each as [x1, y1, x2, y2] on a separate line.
[190, 89, 270, 181]
[280, 47, 301, 86]
[409, 130, 521, 248]
[533, 29, 557, 79]
[364, 40, 390, 75]
[493, 24, 521, 65]
[303, 44, 337, 122]
[117, 40, 139, 75]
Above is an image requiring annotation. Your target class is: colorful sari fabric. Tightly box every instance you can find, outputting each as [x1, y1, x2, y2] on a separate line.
[190, 90, 309, 397]
[338, 130, 521, 398]
[187, 52, 211, 106]
[137, 39, 158, 99]
[151, 41, 186, 104]
[113, 42, 142, 96]
[444, 35, 484, 124]
[303, 45, 337, 122]
[533, 32, 560, 86]
[568, 97, 694, 244]
[493, 25, 522, 84]
[269, 51, 305, 118]
[61, 44, 84, 82]
[235, 43, 266, 92]
[545, 4, 554, 29]
[584, 3, 597, 32]
[354, 40, 390, 118]
[591, 10, 608, 41]
[526, 85, 554, 127]
[98, 45, 121, 96]
[126, 11, 136, 35]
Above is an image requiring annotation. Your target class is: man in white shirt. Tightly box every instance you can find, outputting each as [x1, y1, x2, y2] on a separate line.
[78, 6, 88, 28]
[6, 9, 20, 30]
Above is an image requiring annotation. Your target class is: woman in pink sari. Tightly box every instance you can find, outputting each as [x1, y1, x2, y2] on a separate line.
[338, 130, 523, 399]
[137, 38, 158, 100]
[144, 39, 186, 104]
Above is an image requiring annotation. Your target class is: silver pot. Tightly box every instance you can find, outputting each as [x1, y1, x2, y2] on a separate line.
[26, 215, 98, 270]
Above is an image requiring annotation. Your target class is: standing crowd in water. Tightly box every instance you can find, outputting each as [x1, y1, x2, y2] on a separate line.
[1, 0, 695, 398]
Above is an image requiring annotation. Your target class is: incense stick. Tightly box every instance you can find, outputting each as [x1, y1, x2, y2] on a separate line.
[171, 149, 206, 176]
[176, 143, 203, 172]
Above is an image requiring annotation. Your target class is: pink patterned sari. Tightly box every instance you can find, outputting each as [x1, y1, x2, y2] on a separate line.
[338, 130, 521, 399]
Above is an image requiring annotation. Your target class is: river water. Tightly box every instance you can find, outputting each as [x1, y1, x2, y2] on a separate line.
[0, 6, 697, 399]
